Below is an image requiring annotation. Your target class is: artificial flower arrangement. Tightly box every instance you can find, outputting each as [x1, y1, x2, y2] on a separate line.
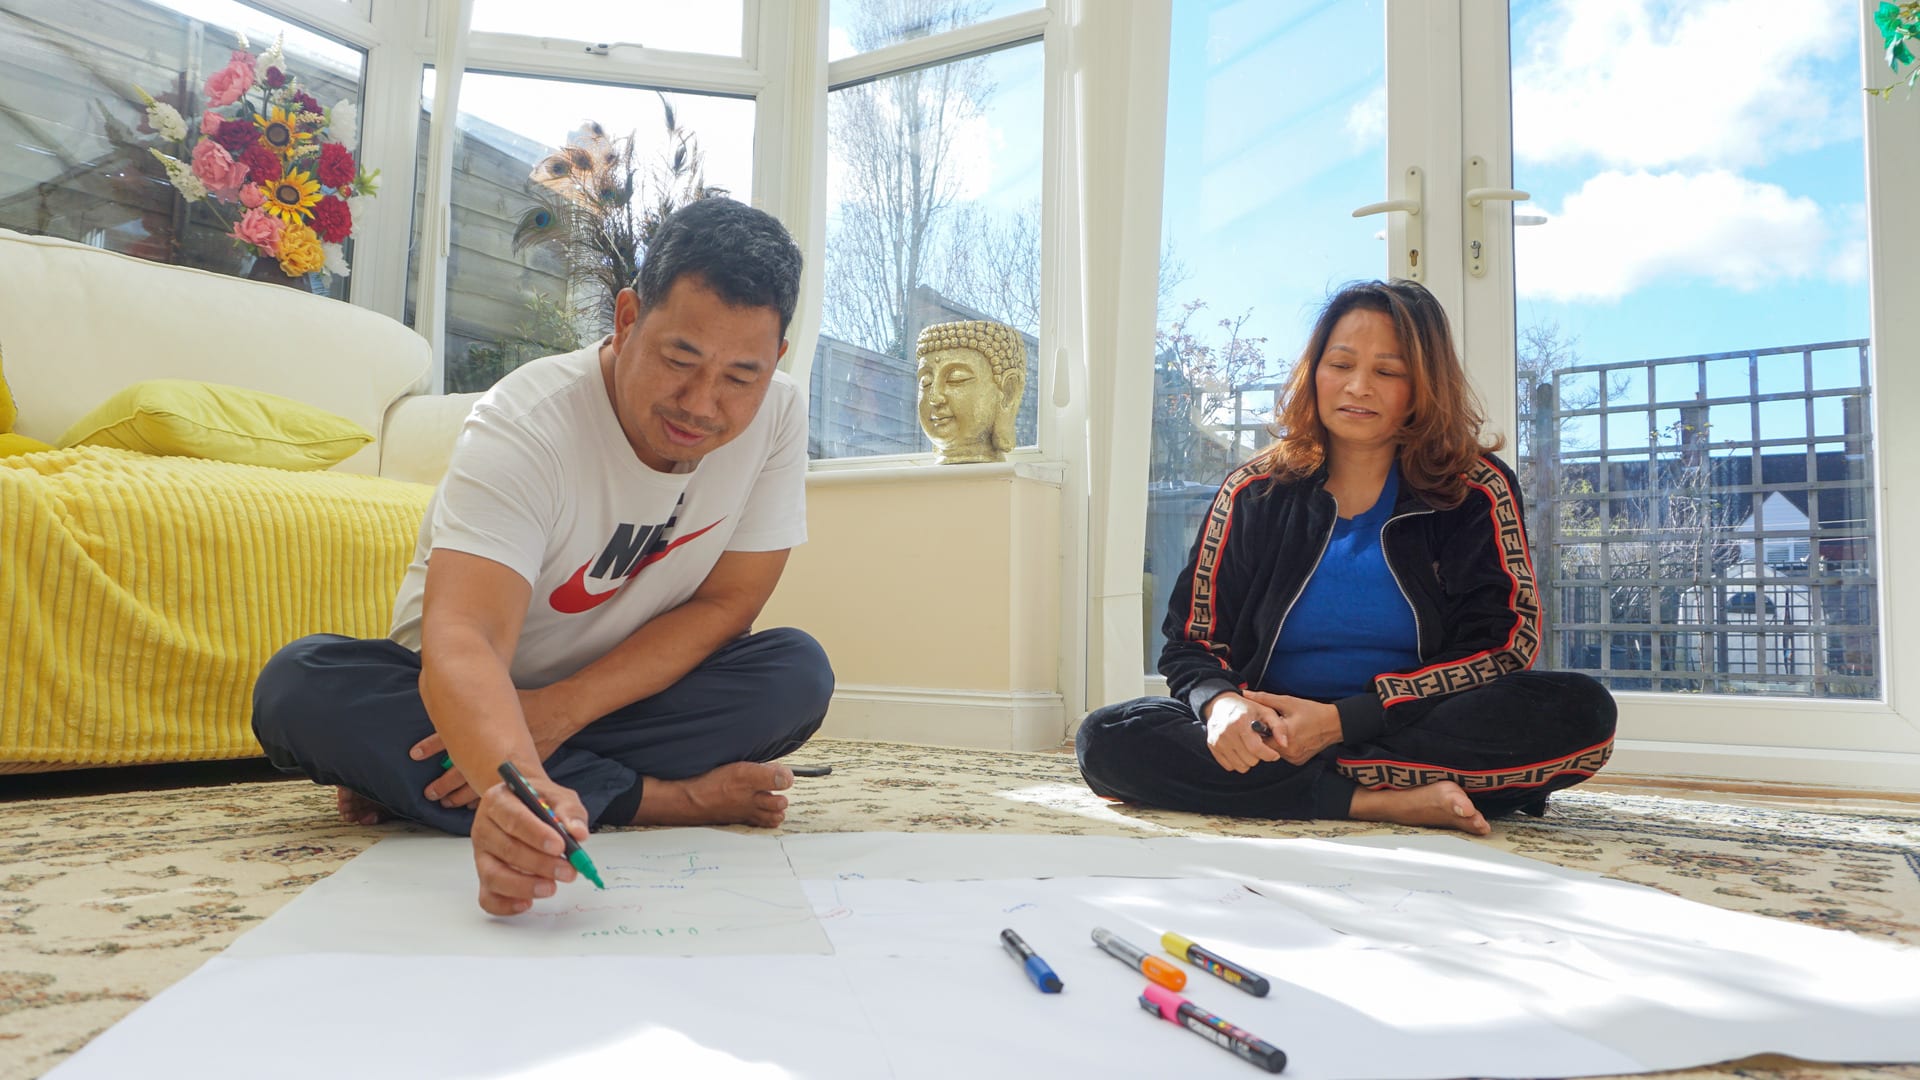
[138, 34, 378, 281]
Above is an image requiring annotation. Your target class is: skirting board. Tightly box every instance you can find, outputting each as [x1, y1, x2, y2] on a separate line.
[821, 685, 1069, 751]
[1609, 739, 1920, 794]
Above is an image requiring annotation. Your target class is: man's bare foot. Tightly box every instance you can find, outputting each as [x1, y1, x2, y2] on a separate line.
[632, 762, 794, 828]
[1348, 780, 1491, 836]
[336, 786, 391, 826]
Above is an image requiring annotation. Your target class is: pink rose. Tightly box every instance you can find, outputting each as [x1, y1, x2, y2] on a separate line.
[238, 183, 265, 209]
[231, 208, 284, 256]
[203, 57, 256, 108]
[191, 139, 249, 200]
[201, 110, 223, 136]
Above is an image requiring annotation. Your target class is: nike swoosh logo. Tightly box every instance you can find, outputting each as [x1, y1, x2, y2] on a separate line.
[547, 519, 725, 614]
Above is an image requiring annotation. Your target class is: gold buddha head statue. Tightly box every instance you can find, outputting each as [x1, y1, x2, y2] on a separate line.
[914, 319, 1028, 464]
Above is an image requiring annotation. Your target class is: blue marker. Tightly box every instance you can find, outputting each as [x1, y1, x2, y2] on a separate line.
[1001, 928, 1063, 993]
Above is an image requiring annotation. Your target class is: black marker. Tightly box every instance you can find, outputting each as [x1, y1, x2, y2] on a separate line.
[496, 762, 605, 889]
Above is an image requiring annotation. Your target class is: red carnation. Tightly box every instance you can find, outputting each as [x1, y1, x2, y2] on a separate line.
[265, 66, 287, 88]
[239, 143, 282, 183]
[213, 118, 260, 156]
[294, 91, 323, 118]
[309, 195, 352, 243]
[316, 142, 356, 189]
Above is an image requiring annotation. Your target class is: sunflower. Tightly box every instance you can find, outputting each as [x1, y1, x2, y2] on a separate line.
[254, 105, 314, 159]
[262, 168, 321, 225]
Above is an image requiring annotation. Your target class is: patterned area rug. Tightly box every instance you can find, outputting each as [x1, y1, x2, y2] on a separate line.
[4, 739, 1919, 1080]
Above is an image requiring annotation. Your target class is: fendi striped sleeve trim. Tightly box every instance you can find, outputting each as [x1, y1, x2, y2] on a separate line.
[1373, 457, 1541, 706]
[1182, 461, 1267, 671]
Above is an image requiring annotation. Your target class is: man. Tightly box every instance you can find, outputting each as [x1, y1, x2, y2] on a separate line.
[253, 197, 830, 916]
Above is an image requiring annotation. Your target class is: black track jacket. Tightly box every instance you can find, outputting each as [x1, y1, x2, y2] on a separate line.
[1159, 453, 1542, 742]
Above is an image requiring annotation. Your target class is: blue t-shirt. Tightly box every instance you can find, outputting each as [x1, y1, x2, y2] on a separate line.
[1259, 465, 1422, 699]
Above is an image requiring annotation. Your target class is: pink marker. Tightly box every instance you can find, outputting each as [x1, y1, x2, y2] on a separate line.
[1138, 982, 1287, 1073]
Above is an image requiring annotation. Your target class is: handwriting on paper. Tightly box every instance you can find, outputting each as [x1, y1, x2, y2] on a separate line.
[581, 924, 701, 939]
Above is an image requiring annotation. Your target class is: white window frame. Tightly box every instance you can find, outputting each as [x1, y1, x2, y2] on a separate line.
[376, 0, 781, 391]
[1457, 0, 1920, 789]
[140, 0, 414, 319]
[804, 5, 1058, 468]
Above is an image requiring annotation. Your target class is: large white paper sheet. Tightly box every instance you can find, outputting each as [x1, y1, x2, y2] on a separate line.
[227, 829, 829, 957]
[51, 954, 890, 1080]
[46, 830, 1920, 1080]
[780, 829, 1594, 883]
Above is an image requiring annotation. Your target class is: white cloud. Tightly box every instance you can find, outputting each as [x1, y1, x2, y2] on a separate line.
[1512, 0, 1854, 170]
[1346, 85, 1385, 146]
[1515, 169, 1846, 301]
[1826, 202, 1868, 284]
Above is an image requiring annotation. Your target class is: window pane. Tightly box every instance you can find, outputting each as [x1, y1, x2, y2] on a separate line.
[1145, 0, 1386, 670]
[1511, 0, 1876, 699]
[828, 0, 1040, 61]
[406, 71, 754, 393]
[815, 38, 1042, 459]
[470, 0, 744, 58]
[1, 0, 366, 297]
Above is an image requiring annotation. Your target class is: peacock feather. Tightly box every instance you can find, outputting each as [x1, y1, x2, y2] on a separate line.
[510, 98, 729, 334]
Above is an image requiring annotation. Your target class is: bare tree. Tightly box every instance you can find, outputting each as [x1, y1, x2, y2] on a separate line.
[1151, 300, 1274, 484]
[1520, 323, 1745, 688]
[1157, 237, 1190, 327]
[822, 0, 993, 357]
[937, 201, 1040, 335]
[1517, 320, 1630, 458]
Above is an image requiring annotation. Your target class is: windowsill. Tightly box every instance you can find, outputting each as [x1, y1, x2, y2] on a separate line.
[805, 458, 1066, 487]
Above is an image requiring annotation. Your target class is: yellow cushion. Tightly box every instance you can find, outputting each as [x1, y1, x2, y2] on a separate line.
[0, 432, 53, 457]
[57, 379, 374, 471]
[0, 344, 16, 433]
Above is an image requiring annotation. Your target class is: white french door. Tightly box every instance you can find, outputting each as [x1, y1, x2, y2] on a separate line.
[1132, 0, 1920, 790]
[1446, 0, 1920, 788]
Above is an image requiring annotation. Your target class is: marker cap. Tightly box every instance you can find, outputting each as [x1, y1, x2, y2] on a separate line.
[1142, 982, 1186, 1021]
[1143, 955, 1187, 991]
[1161, 930, 1195, 956]
[1025, 956, 1063, 993]
[567, 847, 605, 889]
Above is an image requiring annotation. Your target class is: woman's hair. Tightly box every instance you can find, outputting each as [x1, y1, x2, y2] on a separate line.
[1252, 279, 1502, 507]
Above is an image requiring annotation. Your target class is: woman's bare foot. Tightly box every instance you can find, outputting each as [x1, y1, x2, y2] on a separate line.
[632, 762, 795, 828]
[1348, 780, 1491, 836]
[336, 786, 391, 826]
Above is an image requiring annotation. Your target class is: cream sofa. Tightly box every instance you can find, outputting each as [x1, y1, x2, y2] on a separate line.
[0, 228, 480, 770]
[0, 228, 476, 481]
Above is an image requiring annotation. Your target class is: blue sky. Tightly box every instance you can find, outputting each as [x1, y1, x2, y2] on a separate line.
[1159, 0, 1872, 389]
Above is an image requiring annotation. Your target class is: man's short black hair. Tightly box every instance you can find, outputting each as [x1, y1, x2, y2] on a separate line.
[634, 197, 804, 339]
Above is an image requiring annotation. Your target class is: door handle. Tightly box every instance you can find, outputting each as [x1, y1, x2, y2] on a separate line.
[1464, 155, 1530, 278]
[1352, 165, 1424, 282]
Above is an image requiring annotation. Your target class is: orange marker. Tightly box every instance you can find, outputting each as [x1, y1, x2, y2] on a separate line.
[1091, 927, 1186, 990]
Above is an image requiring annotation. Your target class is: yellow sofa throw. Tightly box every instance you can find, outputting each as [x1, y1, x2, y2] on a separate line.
[1, 446, 432, 767]
[0, 343, 17, 433]
[58, 379, 374, 471]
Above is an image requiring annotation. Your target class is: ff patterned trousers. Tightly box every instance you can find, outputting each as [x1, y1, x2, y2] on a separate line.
[1076, 671, 1616, 821]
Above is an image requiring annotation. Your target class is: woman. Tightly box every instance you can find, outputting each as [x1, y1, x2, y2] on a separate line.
[1078, 280, 1615, 834]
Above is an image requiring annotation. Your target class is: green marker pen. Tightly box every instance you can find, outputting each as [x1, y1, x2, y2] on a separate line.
[495, 761, 605, 890]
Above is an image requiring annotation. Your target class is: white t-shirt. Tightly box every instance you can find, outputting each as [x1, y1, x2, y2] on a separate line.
[389, 341, 808, 688]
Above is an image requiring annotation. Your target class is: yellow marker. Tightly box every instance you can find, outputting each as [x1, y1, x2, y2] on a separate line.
[1161, 931, 1271, 996]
